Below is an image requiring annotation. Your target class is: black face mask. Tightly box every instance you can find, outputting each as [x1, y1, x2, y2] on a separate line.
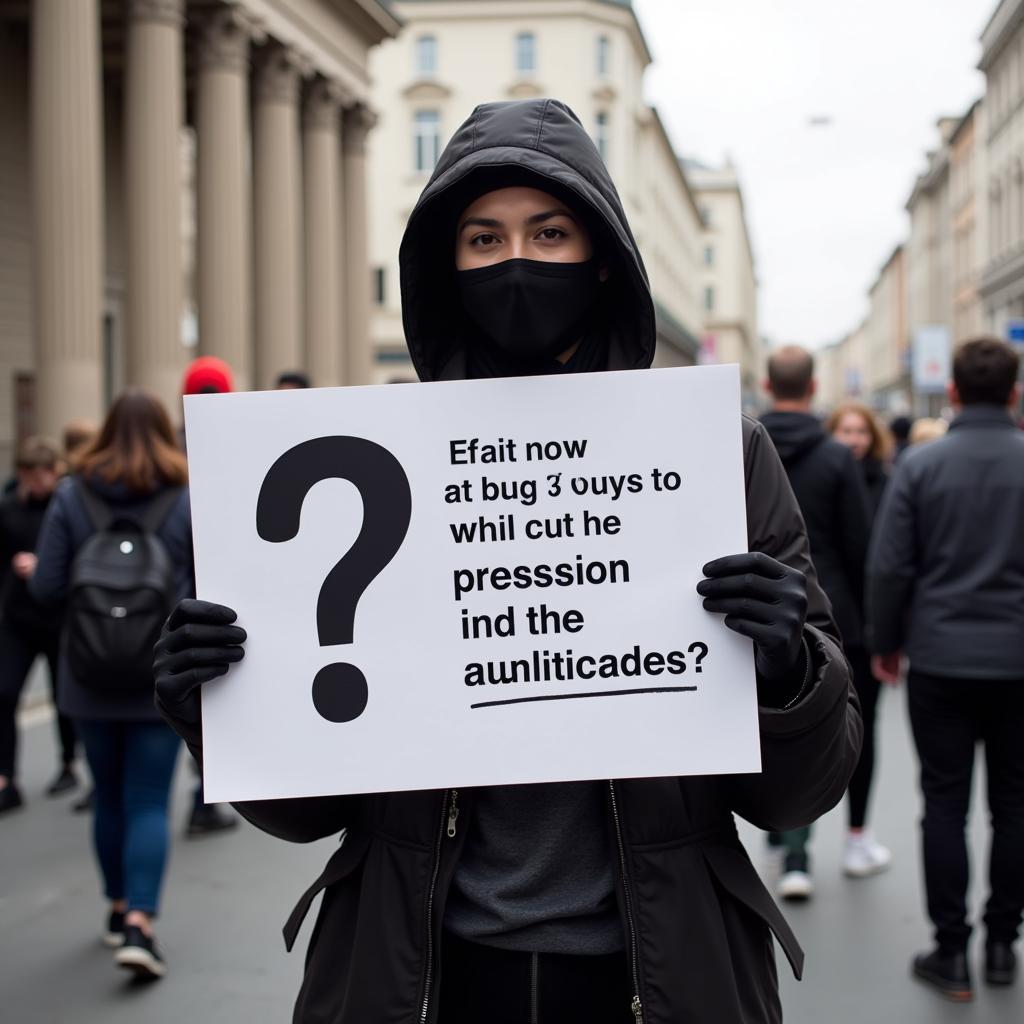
[456, 258, 600, 360]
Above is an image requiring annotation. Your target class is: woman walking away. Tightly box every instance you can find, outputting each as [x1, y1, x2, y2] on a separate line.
[828, 401, 894, 877]
[0, 437, 80, 814]
[31, 389, 192, 979]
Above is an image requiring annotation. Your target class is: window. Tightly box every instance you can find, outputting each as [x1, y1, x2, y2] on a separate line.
[704, 245, 714, 266]
[415, 35, 437, 77]
[597, 35, 610, 77]
[704, 286, 715, 312]
[699, 205, 711, 227]
[413, 110, 441, 173]
[595, 111, 609, 163]
[374, 267, 387, 306]
[515, 32, 536, 75]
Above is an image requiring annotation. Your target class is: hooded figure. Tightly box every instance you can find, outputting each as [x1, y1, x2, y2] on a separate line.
[154, 100, 861, 1024]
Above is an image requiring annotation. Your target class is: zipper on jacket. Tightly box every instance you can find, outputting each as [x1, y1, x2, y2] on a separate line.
[446, 789, 460, 838]
[609, 781, 644, 1024]
[420, 789, 451, 1024]
[530, 952, 539, 1024]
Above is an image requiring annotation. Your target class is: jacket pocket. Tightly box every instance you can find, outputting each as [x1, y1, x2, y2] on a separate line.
[702, 842, 804, 979]
[283, 829, 371, 952]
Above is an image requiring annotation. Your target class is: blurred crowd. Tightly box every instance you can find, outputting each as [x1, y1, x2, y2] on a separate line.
[2, 337, 1022, 1000]
[759, 336, 1024, 999]
[0, 357, 310, 978]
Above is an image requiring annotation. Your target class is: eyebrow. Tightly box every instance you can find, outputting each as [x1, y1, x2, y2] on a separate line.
[457, 208, 578, 235]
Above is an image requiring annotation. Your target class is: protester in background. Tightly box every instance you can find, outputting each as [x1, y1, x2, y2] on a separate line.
[828, 401, 893, 519]
[909, 417, 948, 446]
[890, 415, 913, 461]
[761, 348, 879, 897]
[153, 99, 861, 1024]
[31, 389, 192, 979]
[868, 337, 1024, 1000]
[176, 357, 237, 838]
[276, 371, 310, 390]
[826, 400, 895, 877]
[0, 437, 79, 814]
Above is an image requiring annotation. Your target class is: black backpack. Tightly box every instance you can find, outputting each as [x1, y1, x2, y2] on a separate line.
[66, 480, 182, 693]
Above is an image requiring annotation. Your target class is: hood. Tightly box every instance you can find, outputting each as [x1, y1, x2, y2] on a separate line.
[399, 99, 657, 381]
[759, 411, 828, 465]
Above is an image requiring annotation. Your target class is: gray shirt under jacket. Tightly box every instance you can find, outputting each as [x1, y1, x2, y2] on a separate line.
[866, 404, 1024, 679]
[444, 781, 625, 955]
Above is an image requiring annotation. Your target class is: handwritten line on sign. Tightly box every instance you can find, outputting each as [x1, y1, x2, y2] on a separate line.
[471, 686, 698, 709]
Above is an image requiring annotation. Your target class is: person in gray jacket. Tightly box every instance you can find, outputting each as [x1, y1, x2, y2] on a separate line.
[868, 336, 1024, 1001]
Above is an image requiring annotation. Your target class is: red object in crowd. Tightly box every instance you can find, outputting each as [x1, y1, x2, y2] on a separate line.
[182, 356, 234, 395]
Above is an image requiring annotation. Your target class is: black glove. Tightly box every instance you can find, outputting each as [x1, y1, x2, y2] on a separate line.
[696, 551, 808, 685]
[153, 599, 246, 728]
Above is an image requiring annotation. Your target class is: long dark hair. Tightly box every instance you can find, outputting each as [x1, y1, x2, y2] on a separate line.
[77, 388, 188, 493]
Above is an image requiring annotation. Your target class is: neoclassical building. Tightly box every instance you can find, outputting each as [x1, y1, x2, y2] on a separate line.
[0, 0, 399, 468]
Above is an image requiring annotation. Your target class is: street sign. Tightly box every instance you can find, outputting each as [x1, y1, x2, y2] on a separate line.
[912, 325, 951, 395]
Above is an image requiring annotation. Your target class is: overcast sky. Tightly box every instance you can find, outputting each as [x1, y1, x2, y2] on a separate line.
[632, 0, 989, 348]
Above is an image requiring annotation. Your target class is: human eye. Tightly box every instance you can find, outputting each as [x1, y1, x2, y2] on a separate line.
[536, 226, 568, 242]
[470, 232, 501, 248]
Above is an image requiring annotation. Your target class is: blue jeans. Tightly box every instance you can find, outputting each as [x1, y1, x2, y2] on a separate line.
[76, 719, 181, 915]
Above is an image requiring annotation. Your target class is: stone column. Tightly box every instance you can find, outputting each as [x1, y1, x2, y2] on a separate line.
[123, 0, 186, 413]
[252, 42, 304, 390]
[30, 0, 105, 438]
[341, 103, 378, 386]
[195, 10, 253, 391]
[303, 79, 346, 388]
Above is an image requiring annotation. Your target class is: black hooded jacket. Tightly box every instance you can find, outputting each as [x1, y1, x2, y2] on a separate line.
[164, 99, 860, 1024]
[760, 411, 872, 650]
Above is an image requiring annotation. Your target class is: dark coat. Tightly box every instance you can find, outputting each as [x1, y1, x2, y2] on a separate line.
[31, 474, 193, 721]
[0, 491, 60, 635]
[867, 404, 1024, 678]
[760, 412, 872, 650]
[860, 456, 889, 525]
[167, 98, 861, 1024]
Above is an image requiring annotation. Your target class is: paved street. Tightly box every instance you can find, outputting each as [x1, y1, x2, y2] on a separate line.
[2, 675, 1021, 1024]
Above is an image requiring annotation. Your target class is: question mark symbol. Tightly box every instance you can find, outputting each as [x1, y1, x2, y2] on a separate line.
[688, 641, 708, 673]
[256, 436, 412, 724]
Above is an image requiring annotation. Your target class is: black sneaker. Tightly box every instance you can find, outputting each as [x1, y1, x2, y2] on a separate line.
[912, 947, 973, 1001]
[46, 765, 79, 797]
[187, 802, 238, 838]
[114, 925, 166, 979]
[104, 910, 126, 948]
[985, 941, 1017, 986]
[0, 783, 24, 815]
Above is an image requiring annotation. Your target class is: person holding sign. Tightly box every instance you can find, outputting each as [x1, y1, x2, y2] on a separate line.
[154, 100, 860, 1024]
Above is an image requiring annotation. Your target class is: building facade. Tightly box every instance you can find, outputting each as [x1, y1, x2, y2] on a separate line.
[0, 0, 399, 470]
[864, 245, 909, 411]
[685, 161, 760, 409]
[979, 0, 1024, 335]
[950, 101, 985, 343]
[366, 0, 712, 381]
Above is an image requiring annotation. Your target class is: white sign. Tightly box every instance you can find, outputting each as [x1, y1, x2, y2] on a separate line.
[913, 325, 951, 394]
[185, 365, 759, 803]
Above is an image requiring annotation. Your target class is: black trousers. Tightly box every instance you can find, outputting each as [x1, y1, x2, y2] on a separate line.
[0, 617, 75, 778]
[908, 670, 1024, 950]
[847, 646, 882, 829]
[438, 931, 634, 1024]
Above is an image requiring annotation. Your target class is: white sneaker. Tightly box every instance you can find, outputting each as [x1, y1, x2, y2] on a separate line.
[842, 833, 892, 878]
[778, 870, 814, 901]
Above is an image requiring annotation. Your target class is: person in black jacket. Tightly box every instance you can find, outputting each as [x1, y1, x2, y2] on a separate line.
[828, 401, 893, 522]
[760, 347, 879, 899]
[0, 437, 80, 814]
[153, 99, 860, 1024]
[868, 337, 1024, 1000]
[32, 390, 192, 981]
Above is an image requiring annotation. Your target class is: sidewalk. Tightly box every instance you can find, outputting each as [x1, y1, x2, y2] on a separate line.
[3, 679, 1021, 1023]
